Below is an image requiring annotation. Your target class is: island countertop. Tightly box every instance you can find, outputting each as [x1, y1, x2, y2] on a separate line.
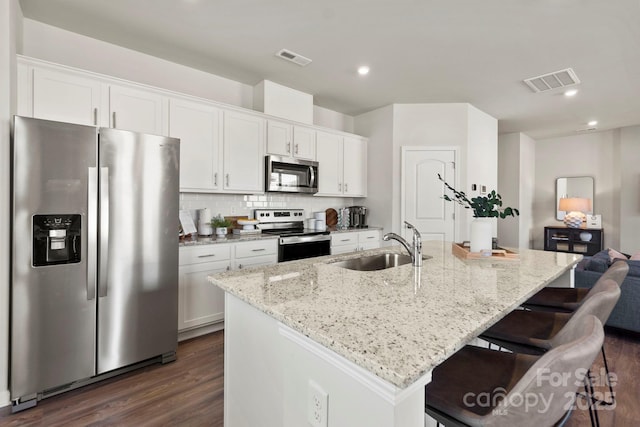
[209, 241, 582, 389]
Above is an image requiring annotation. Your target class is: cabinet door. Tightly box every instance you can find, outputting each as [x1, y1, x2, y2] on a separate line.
[343, 136, 367, 197]
[178, 260, 230, 331]
[359, 230, 381, 251]
[293, 126, 316, 160]
[32, 67, 101, 126]
[266, 120, 292, 156]
[316, 131, 343, 196]
[169, 98, 221, 191]
[109, 84, 165, 135]
[223, 110, 265, 193]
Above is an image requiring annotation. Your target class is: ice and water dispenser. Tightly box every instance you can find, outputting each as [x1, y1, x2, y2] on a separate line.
[32, 214, 81, 266]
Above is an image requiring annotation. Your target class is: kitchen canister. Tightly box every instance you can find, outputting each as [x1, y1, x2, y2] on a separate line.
[315, 219, 327, 231]
[314, 211, 326, 221]
[306, 218, 316, 229]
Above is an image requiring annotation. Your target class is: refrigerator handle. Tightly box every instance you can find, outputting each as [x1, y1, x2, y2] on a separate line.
[87, 167, 97, 300]
[98, 166, 110, 298]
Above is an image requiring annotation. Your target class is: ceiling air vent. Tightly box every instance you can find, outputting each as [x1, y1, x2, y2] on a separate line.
[275, 49, 312, 67]
[524, 68, 580, 93]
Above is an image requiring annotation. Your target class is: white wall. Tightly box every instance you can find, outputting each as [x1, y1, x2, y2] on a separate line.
[619, 125, 640, 253]
[314, 105, 354, 133]
[1, 0, 20, 408]
[353, 105, 394, 233]
[498, 132, 535, 249]
[22, 19, 254, 109]
[354, 103, 498, 241]
[533, 131, 619, 250]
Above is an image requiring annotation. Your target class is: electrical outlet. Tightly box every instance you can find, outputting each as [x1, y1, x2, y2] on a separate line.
[307, 380, 328, 427]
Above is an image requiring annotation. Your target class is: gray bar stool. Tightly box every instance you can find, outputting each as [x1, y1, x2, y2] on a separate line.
[480, 279, 620, 415]
[425, 315, 604, 426]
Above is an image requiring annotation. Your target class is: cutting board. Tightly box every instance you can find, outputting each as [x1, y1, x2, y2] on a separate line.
[325, 208, 338, 227]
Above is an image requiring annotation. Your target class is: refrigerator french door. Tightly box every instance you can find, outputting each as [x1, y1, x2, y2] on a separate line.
[11, 116, 179, 409]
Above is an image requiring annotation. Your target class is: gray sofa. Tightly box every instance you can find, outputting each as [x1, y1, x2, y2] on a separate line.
[574, 250, 640, 334]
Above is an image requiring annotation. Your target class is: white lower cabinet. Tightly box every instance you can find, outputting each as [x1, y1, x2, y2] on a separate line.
[178, 239, 278, 339]
[331, 230, 382, 255]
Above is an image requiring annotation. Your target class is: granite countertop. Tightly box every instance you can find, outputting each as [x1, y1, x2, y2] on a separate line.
[179, 233, 278, 247]
[208, 241, 581, 388]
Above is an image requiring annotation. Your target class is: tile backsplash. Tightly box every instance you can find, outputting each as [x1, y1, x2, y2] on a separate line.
[180, 192, 354, 223]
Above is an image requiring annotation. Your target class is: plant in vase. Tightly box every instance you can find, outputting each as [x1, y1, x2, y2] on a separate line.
[437, 174, 519, 253]
[211, 214, 232, 237]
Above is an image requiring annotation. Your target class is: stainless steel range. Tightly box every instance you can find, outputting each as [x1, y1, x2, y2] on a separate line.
[254, 209, 331, 262]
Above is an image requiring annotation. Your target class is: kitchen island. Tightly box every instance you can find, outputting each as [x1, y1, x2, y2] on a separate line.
[209, 241, 581, 427]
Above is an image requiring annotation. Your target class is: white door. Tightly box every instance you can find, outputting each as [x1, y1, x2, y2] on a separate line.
[169, 98, 221, 191]
[402, 148, 456, 242]
[316, 131, 343, 196]
[109, 84, 165, 135]
[293, 126, 316, 160]
[223, 110, 265, 193]
[343, 136, 367, 197]
[266, 120, 292, 157]
[32, 67, 101, 126]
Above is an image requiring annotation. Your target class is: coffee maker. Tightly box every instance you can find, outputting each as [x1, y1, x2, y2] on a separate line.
[349, 206, 368, 228]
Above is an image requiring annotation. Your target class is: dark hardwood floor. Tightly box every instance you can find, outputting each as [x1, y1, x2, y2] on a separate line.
[0, 331, 224, 426]
[0, 328, 637, 426]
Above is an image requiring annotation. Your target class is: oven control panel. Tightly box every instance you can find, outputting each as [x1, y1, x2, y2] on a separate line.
[254, 209, 305, 222]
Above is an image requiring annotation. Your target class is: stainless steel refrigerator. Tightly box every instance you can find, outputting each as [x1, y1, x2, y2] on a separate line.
[10, 116, 179, 411]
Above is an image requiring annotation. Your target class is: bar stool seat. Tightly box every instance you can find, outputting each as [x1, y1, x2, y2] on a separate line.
[425, 315, 604, 426]
[522, 260, 628, 313]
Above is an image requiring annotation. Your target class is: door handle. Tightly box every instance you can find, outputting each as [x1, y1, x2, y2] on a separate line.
[87, 167, 97, 300]
[309, 166, 316, 188]
[98, 167, 110, 298]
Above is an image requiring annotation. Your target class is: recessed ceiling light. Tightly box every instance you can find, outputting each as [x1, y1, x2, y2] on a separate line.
[357, 66, 370, 76]
[564, 89, 578, 97]
[588, 120, 598, 126]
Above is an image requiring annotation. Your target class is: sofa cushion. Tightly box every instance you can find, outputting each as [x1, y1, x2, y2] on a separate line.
[609, 248, 629, 262]
[624, 260, 640, 278]
[592, 249, 611, 265]
[581, 257, 609, 273]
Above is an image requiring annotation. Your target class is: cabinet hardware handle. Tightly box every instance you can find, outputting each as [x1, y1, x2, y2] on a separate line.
[345, 183, 348, 192]
[226, 265, 230, 271]
[295, 143, 299, 155]
[338, 183, 342, 192]
[226, 174, 230, 186]
[112, 112, 116, 128]
[214, 172, 218, 186]
[367, 236, 375, 239]
[286, 142, 291, 154]
[93, 108, 98, 125]
[238, 264, 243, 269]
[198, 254, 215, 258]
[251, 248, 266, 252]
[340, 239, 350, 242]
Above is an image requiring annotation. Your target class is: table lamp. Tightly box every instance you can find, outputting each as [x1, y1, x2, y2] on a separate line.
[558, 197, 592, 228]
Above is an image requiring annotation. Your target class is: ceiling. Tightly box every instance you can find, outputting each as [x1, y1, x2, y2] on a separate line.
[19, 0, 640, 139]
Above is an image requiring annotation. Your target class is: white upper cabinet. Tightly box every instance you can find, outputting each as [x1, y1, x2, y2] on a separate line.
[109, 84, 166, 135]
[342, 135, 367, 196]
[169, 98, 221, 192]
[293, 126, 316, 160]
[223, 110, 265, 193]
[266, 119, 316, 160]
[316, 130, 344, 196]
[31, 67, 102, 126]
[316, 131, 367, 197]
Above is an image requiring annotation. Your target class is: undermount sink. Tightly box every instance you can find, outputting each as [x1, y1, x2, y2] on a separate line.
[331, 252, 413, 271]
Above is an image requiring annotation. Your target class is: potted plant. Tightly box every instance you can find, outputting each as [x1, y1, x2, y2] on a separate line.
[211, 214, 232, 237]
[437, 174, 519, 252]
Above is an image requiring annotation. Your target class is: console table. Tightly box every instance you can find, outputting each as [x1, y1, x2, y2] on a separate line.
[544, 226, 604, 256]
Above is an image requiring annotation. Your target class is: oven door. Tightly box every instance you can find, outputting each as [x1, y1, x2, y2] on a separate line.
[279, 234, 331, 262]
[266, 155, 318, 194]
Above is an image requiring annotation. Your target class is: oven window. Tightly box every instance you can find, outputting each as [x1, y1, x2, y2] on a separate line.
[279, 240, 330, 262]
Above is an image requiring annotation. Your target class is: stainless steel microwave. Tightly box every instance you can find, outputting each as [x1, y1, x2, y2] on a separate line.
[265, 155, 319, 194]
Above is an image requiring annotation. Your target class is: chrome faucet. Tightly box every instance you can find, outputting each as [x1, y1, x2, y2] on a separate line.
[383, 221, 423, 267]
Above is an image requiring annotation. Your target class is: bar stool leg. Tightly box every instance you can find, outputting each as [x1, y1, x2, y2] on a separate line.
[598, 345, 615, 406]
